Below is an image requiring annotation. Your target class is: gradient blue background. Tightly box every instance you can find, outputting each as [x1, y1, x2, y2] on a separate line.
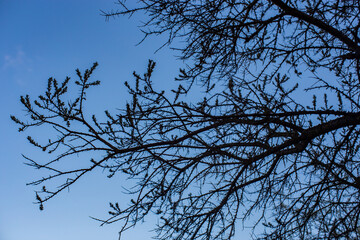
[0, 1, 186, 239]
[0, 1, 344, 239]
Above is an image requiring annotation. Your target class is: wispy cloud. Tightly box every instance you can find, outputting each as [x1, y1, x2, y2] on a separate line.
[2, 48, 30, 70]
[1, 48, 33, 87]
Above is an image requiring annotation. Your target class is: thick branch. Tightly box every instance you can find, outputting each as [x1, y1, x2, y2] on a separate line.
[270, 0, 360, 54]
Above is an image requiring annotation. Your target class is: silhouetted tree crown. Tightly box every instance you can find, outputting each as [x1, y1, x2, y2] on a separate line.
[12, 1, 360, 239]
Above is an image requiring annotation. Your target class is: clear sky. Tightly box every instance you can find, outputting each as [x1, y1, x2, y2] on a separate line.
[1, 1, 354, 239]
[0, 1, 184, 240]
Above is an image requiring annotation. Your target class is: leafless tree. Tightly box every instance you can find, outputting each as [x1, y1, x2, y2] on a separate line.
[12, 0, 360, 239]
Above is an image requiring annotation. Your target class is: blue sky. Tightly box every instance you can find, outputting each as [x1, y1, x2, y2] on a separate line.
[0, 1, 318, 239]
[0, 1, 353, 239]
[0, 1, 183, 239]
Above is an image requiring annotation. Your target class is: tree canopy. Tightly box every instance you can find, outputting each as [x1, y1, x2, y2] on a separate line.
[12, 0, 360, 239]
